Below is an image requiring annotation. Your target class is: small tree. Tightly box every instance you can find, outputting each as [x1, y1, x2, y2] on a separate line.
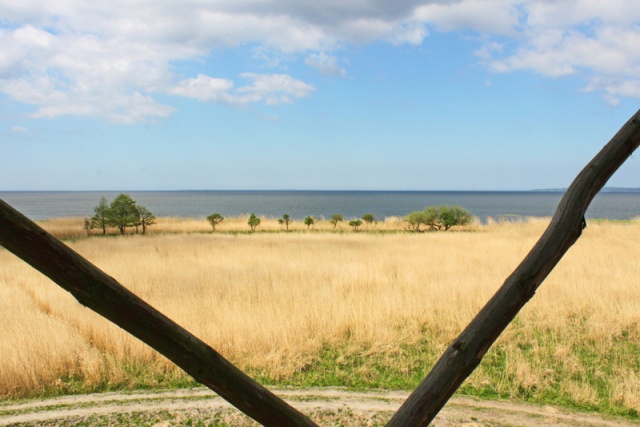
[404, 211, 429, 232]
[207, 213, 224, 231]
[362, 213, 375, 227]
[107, 194, 139, 235]
[137, 206, 156, 235]
[248, 213, 261, 231]
[304, 216, 315, 230]
[83, 217, 94, 236]
[439, 205, 473, 231]
[279, 214, 291, 231]
[349, 219, 362, 231]
[330, 214, 343, 229]
[91, 196, 110, 235]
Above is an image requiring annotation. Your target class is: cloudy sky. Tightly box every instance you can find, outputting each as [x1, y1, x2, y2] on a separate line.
[1, 0, 639, 191]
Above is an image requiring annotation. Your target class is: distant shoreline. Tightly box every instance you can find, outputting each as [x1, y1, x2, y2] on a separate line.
[530, 187, 640, 193]
[2, 188, 640, 193]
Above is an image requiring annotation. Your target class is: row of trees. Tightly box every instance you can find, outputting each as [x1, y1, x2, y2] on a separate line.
[291, 213, 377, 231]
[86, 194, 156, 235]
[85, 199, 470, 235]
[330, 213, 376, 231]
[206, 212, 263, 232]
[204, 212, 378, 232]
[204, 207, 472, 232]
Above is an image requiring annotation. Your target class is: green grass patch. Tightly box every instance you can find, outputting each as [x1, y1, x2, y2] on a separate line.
[4, 321, 640, 421]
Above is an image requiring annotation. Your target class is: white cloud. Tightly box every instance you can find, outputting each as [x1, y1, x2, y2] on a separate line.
[103, 92, 176, 124]
[582, 77, 640, 106]
[414, 0, 521, 35]
[0, 25, 54, 78]
[524, 0, 640, 28]
[488, 26, 640, 78]
[0, 2, 334, 122]
[11, 125, 27, 133]
[237, 73, 315, 105]
[168, 72, 314, 106]
[169, 74, 234, 102]
[2, 0, 640, 122]
[305, 53, 346, 77]
[475, 40, 504, 61]
[387, 21, 429, 45]
[475, 1, 640, 102]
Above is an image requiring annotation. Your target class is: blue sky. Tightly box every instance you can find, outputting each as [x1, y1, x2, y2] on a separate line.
[1, 0, 639, 191]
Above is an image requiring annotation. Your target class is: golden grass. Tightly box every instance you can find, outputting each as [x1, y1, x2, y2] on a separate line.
[1, 217, 640, 413]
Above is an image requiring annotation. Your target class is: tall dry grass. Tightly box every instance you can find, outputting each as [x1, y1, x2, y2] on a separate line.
[1, 218, 639, 413]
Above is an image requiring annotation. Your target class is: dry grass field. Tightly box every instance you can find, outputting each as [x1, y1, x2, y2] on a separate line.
[1, 216, 639, 417]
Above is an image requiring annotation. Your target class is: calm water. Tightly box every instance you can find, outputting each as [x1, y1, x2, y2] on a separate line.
[1, 191, 639, 221]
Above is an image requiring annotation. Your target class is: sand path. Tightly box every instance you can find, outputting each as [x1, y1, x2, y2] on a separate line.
[1, 387, 638, 426]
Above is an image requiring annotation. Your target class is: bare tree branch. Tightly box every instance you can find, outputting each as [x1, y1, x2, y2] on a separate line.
[0, 201, 319, 427]
[386, 111, 640, 426]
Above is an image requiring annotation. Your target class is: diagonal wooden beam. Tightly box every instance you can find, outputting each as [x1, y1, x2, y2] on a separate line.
[0, 200, 319, 427]
[386, 110, 640, 426]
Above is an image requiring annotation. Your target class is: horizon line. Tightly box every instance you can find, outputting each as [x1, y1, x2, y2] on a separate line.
[1, 187, 639, 193]
[1, 188, 545, 193]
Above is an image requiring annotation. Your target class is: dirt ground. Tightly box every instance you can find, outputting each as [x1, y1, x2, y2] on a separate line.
[1, 387, 639, 426]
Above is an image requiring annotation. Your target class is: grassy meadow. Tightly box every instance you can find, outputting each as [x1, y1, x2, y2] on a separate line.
[1, 216, 640, 418]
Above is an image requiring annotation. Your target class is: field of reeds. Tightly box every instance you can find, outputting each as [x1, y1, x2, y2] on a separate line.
[1, 216, 639, 417]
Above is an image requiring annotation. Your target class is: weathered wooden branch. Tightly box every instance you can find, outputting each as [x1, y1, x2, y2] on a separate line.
[386, 111, 640, 427]
[0, 201, 319, 427]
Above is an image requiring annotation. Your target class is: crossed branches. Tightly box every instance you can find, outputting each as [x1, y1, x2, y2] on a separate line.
[1, 109, 639, 426]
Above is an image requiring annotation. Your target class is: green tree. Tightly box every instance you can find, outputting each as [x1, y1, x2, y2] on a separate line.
[362, 213, 375, 227]
[137, 206, 156, 235]
[330, 214, 343, 229]
[439, 205, 473, 231]
[206, 213, 224, 231]
[424, 206, 442, 231]
[108, 194, 139, 235]
[279, 214, 291, 231]
[404, 210, 429, 232]
[83, 217, 94, 236]
[349, 219, 362, 231]
[248, 213, 261, 231]
[91, 196, 110, 235]
[304, 216, 315, 230]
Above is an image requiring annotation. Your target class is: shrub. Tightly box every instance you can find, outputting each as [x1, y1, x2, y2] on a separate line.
[349, 219, 363, 231]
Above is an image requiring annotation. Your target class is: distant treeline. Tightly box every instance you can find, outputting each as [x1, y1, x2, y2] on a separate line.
[87, 194, 473, 235]
[207, 205, 473, 232]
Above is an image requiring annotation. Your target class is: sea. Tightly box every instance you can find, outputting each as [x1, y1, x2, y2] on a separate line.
[1, 190, 640, 222]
